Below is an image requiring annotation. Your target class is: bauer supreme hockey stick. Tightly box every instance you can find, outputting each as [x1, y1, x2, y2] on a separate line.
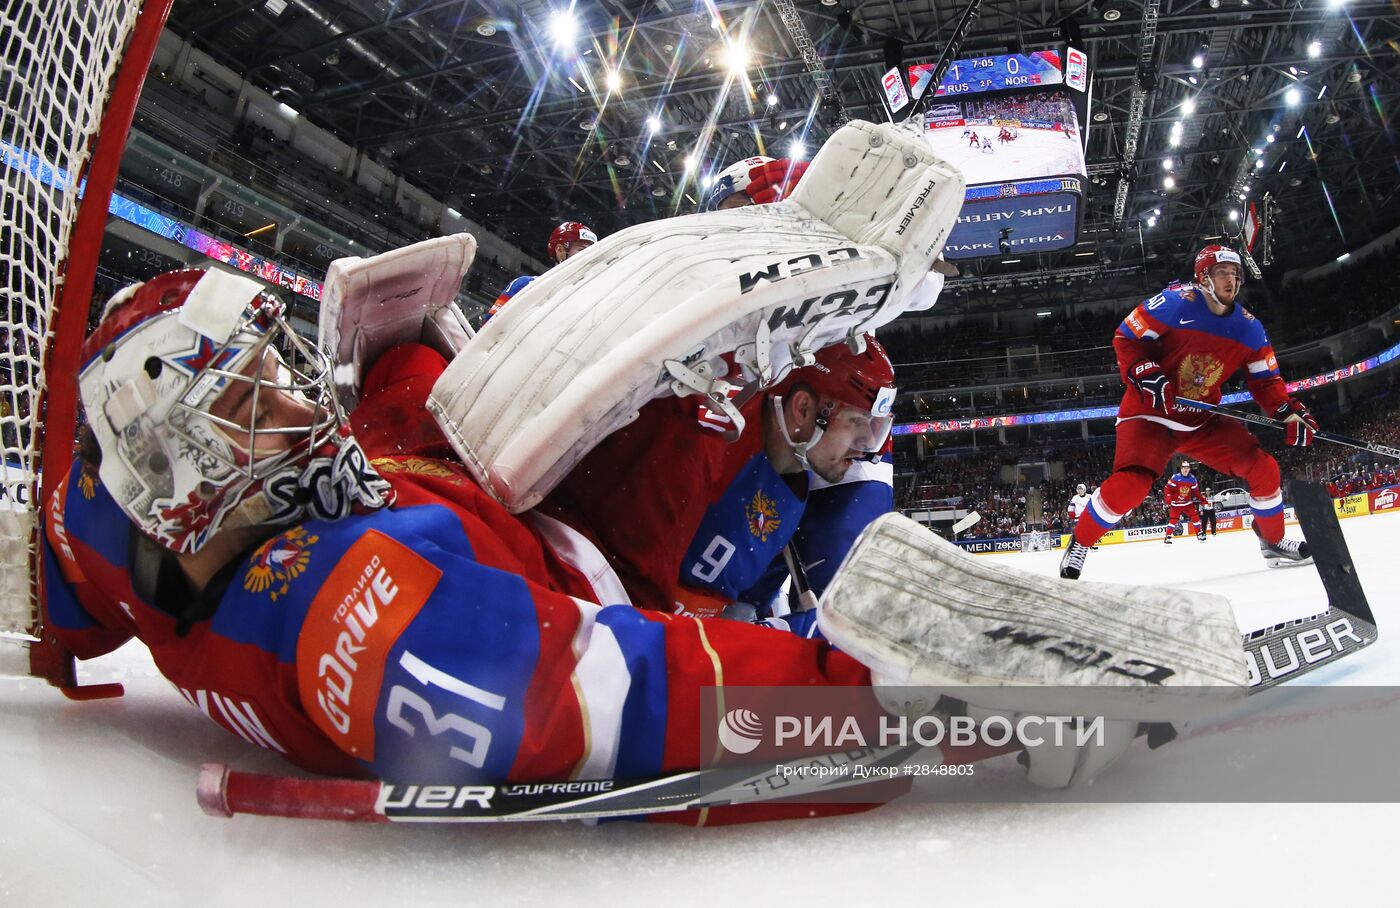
[1175, 398, 1400, 461]
[198, 740, 1016, 824]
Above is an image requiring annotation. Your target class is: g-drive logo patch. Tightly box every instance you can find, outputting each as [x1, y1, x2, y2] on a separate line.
[873, 386, 897, 418]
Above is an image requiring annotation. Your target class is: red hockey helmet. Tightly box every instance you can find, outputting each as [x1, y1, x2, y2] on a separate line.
[777, 335, 897, 453]
[1193, 244, 1244, 285]
[547, 221, 598, 264]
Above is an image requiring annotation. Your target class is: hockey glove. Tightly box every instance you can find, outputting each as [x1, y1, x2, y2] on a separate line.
[1277, 398, 1319, 447]
[747, 159, 810, 205]
[1128, 360, 1176, 414]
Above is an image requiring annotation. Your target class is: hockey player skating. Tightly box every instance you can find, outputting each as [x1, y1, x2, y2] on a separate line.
[1060, 245, 1317, 579]
[980, 136, 994, 154]
[1162, 460, 1208, 543]
[485, 220, 598, 320]
[967, 130, 980, 147]
[1065, 483, 1098, 549]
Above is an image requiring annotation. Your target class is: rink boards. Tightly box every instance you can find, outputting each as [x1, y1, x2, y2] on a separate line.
[954, 484, 1399, 554]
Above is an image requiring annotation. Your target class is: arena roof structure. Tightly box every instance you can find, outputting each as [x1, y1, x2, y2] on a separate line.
[169, 0, 1399, 309]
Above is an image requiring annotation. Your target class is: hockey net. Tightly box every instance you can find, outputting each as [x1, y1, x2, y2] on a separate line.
[1019, 530, 1060, 553]
[1, 0, 171, 689]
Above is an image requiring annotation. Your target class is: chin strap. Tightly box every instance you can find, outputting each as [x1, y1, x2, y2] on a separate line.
[772, 395, 887, 471]
[1197, 277, 1234, 312]
[770, 395, 826, 472]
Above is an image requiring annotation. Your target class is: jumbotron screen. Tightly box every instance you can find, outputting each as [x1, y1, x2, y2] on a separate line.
[920, 91, 1085, 185]
[906, 50, 1091, 259]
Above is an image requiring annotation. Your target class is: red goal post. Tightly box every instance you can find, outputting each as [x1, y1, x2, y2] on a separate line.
[1, 0, 174, 695]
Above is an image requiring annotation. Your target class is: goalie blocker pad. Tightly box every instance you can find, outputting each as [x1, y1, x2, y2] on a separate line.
[318, 233, 477, 411]
[428, 120, 965, 512]
[819, 514, 1249, 722]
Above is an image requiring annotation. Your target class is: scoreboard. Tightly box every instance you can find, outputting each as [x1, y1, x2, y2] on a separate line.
[910, 51, 1065, 97]
[900, 49, 1093, 260]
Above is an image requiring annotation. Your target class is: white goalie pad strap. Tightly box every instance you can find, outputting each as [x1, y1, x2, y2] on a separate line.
[318, 233, 477, 410]
[429, 120, 965, 512]
[0, 635, 33, 678]
[819, 514, 1248, 722]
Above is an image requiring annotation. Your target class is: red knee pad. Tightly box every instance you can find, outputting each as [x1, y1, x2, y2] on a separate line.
[1073, 467, 1157, 546]
[1099, 466, 1157, 517]
[1239, 452, 1282, 501]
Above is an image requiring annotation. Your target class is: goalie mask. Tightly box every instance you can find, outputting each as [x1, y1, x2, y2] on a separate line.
[771, 335, 897, 473]
[79, 269, 393, 555]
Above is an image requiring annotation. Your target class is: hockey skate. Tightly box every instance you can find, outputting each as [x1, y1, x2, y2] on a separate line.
[1196, 531, 1207, 541]
[1255, 524, 1312, 567]
[1059, 539, 1090, 579]
[1164, 532, 1173, 545]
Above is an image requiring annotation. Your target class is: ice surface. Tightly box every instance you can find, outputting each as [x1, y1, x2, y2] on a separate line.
[923, 125, 1085, 186]
[2, 516, 1396, 906]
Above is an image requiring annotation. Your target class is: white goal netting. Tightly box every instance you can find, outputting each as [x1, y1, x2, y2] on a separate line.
[1, 1, 148, 642]
[1020, 531, 1060, 553]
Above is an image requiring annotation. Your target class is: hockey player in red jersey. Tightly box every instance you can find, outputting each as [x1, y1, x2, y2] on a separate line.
[1161, 460, 1207, 543]
[46, 265, 1226, 820]
[485, 220, 598, 321]
[543, 337, 897, 626]
[46, 268, 924, 826]
[1060, 245, 1317, 578]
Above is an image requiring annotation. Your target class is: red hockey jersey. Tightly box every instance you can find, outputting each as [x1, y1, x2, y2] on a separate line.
[1115, 283, 1290, 431]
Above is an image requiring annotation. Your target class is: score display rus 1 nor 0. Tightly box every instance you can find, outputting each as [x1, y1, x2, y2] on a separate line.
[907, 50, 1090, 260]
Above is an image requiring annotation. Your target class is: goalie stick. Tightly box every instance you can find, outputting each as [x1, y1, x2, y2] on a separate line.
[1241, 479, 1378, 691]
[900, 0, 983, 124]
[1175, 398, 1400, 461]
[200, 490, 1376, 825]
[198, 740, 1015, 824]
[951, 510, 982, 536]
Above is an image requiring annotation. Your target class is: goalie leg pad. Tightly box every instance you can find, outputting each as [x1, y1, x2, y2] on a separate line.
[818, 513, 1248, 722]
[430, 120, 965, 512]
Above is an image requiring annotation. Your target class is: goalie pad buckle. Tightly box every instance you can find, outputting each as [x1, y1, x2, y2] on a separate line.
[662, 357, 744, 441]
